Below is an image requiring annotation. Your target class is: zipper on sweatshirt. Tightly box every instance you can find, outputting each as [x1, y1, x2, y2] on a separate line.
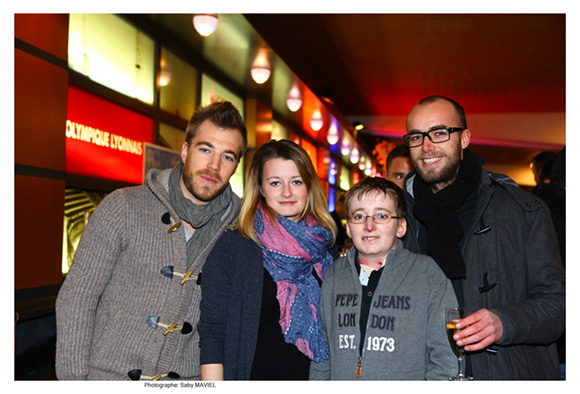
[356, 272, 377, 379]
[354, 251, 392, 379]
[356, 302, 375, 379]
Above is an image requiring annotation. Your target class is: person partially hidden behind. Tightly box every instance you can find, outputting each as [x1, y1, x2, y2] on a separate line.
[331, 193, 348, 251]
[310, 177, 457, 380]
[56, 101, 247, 380]
[385, 144, 414, 189]
[533, 146, 566, 378]
[530, 150, 556, 194]
[402, 95, 565, 380]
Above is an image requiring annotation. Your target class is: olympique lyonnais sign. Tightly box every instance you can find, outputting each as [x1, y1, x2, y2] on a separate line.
[66, 120, 143, 155]
[65, 85, 153, 184]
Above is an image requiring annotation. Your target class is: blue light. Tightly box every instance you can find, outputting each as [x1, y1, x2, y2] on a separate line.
[328, 187, 336, 212]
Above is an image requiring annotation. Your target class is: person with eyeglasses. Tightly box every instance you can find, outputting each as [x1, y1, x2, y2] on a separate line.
[401, 95, 565, 380]
[310, 177, 457, 380]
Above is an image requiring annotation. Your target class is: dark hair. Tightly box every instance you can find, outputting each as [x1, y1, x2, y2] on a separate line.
[415, 95, 467, 129]
[344, 177, 407, 220]
[386, 144, 410, 172]
[532, 151, 557, 183]
[185, 101, 248, 159]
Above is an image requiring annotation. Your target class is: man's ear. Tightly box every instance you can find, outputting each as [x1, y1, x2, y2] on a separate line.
[460, 129, 471, 150]
[180, 142, 189, 163]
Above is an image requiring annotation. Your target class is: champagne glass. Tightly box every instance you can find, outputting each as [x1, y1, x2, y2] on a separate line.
[446, 307, 473, 381]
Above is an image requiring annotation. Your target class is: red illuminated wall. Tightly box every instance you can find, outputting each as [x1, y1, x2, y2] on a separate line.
[15, 14, 69, 290]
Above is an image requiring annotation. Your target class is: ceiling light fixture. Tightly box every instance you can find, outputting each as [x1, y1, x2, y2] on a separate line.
[286, 85, 303, 111]
[192, 14, 219, 37]
[310, 110, 324, 131]
[350, 147, 360, 164]
[158, 71, 172, 87]
[327, 122, 339, 145]
[358, 156, 366, 171]
[328, 160, 337, 185]
[251, 67, 271, 84]
[340, 138, 351, 156]
[353, 121, 364, 131]
[251, 52, 271, 84]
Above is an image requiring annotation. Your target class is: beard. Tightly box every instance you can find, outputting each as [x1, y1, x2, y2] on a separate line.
[413, 143, 462, 189]
[181, 165, 227, 204]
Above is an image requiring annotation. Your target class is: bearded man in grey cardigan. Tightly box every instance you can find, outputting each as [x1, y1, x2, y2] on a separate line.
[56, 101, 247, 380]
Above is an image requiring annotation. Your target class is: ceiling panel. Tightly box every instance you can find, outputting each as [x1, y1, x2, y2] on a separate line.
[244, 13, 565, 184]
[133, 13, 566, 186]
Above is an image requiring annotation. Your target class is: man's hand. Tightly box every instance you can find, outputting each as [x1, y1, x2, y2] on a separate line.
[454, 309, 503, 352]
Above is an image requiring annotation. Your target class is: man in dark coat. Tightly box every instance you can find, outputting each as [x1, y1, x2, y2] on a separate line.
[402, 95, 565, 380]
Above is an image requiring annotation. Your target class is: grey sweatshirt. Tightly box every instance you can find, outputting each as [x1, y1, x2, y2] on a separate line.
[310, 239, 458, 380]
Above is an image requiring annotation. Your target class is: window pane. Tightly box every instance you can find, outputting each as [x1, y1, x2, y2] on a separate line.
[201, 73, 244, 114]
[63, 188, 108, 274]
[159, 47, 197, 120]
[68, 14, 155, 104]
[271, 120, 287, 140]
[340, 166, 351, 191]
[159, 121, 186, 152]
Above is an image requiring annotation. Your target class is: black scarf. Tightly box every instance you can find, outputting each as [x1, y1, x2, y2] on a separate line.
[412, 148, 483, 279]
[168, 162, 230, 267]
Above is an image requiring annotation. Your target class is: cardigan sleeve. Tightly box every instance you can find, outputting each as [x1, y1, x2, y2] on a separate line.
[55, 189, 128, 380]
[198, 232, 234, 366]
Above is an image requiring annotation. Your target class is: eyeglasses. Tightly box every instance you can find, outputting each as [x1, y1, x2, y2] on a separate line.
[403, 127, 465, 147]
[347, 212, 400, 225]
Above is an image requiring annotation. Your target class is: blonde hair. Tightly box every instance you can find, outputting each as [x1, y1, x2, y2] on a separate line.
[238, 139, 337, 245]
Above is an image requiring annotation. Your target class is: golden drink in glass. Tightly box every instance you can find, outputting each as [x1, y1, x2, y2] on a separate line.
[446, 307, 473, 381]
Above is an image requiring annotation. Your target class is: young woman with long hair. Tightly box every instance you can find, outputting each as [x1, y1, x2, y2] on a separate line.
[199, 139, 337, 380]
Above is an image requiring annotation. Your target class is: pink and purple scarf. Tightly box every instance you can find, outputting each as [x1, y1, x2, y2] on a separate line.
[254, 202, 333, 362]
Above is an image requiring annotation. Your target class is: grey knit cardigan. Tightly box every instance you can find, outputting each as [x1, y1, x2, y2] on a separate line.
[55, 167, 241, 380]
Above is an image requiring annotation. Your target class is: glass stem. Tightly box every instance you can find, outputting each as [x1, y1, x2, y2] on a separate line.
[457, 356, 464, 377]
